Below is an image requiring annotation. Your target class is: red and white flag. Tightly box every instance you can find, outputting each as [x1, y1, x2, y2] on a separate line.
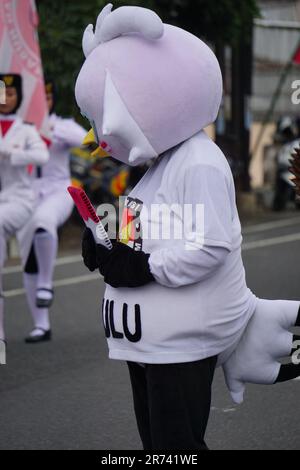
[0, 0, 48, 133]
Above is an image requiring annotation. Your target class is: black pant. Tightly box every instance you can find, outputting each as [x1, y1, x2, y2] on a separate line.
[127, 356, 217, 451]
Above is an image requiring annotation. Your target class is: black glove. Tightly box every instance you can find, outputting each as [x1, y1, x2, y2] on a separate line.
[82, 228, 155, 288]
[82, 227, 99, 272]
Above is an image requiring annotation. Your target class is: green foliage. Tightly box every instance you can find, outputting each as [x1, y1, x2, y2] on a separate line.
[156, 0, 259, 44]
[37, 0, 106, 118]
[37, 0, 259, 117]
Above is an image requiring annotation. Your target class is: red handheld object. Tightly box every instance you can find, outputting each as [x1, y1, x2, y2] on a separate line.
[68, 186, 100, 224]
[67, 186, 112, 249]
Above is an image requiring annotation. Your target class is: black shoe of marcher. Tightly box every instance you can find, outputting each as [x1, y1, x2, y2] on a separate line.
[25, 328, 52, 344]
[36, 288, 54, 309]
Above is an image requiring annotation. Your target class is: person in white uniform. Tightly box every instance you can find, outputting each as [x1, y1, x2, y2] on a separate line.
[76, 5, 300, 450]
[18, 80, 86, 343]
[0, 73, 48, 345]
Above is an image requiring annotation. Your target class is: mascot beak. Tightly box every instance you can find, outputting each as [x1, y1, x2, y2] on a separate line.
[82, 128, 96, 146]
[82, 128, 110, 158]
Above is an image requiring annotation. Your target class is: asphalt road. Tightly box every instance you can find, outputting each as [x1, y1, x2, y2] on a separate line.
[1, 213, 300, 450]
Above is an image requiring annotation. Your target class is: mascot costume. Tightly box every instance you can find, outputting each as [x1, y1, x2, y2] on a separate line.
[75, 4, 300, 450]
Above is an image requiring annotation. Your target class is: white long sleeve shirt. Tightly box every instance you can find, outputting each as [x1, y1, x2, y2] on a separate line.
[103, 131, 257, 364]
[35, 113, 86, 188]
[0, 115, 48, 206]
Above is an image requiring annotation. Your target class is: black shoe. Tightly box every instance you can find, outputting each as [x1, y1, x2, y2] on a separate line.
[25, 328, 52, 344]
[36, 288, 54, 309]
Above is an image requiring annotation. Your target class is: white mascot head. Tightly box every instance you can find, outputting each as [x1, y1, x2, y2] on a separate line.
[75, 3, 223, 166]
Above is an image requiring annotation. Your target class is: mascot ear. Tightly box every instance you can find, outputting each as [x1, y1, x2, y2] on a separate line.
[99, 6, 164, 43]
[82, 3, 113, 58]
[102, 71, 157, 165]
[82, 4, 164, 58]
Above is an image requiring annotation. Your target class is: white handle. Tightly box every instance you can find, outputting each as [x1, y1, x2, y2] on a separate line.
[86, 219, 113, 250]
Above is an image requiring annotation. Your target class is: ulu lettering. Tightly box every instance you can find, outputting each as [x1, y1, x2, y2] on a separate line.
[102, 300, 142, 343]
